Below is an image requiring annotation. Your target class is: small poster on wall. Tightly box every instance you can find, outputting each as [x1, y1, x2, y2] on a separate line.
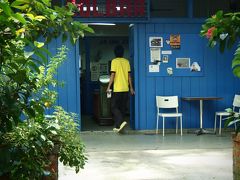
[176, 58, 190, 68]
[190, 62, 201, 72]
[170, 34, 181, 49]
[150, 47, 161, 64]
[162, 55, 169, 63]
[149, 37, 163, 47]
[167, 67, 173, 75]
[149, 65, 159, 72]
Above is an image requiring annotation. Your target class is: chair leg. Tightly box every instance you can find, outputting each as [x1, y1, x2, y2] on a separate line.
[214, 114, 217, 133]
[163, 117, 165, 136]
[180, 116, 182, 136]
[219, 115, 222, 135]
[176, 117, 178, 134]
[156, 115, 159, 134]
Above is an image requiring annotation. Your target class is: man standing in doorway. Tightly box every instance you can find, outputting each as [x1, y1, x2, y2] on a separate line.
[106, 44, 135, 133]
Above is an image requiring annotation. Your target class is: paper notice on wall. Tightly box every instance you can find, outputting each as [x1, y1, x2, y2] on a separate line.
[162, 50, 172, 55]
[150, 47, 161, 63]
[149, 65, 159, 73]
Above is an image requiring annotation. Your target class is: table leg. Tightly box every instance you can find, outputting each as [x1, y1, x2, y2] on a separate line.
[196, 100, 215, 135]
[200, 100, 203, 129]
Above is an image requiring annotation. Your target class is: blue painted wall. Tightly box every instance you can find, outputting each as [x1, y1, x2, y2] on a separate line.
[51, 19, 240, 131]
[47, 38, 80, 122]
[133, 19, 240, 130]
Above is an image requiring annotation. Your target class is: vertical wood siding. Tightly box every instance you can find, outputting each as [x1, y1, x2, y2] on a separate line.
[134, 22, 240, 130]
[53, 22, 240, 131]
[48, 38, 80, 120]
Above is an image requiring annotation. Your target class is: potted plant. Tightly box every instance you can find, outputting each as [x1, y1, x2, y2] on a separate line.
[0, 0, 93, 179]
[200, 10, 240, 180]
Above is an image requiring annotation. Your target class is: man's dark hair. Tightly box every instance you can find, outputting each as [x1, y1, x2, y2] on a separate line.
[114, 45, 124, 57]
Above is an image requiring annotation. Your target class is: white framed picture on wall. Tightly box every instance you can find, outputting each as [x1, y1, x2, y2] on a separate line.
[176, 58, 190, 68]
[149, 37, 163, 47]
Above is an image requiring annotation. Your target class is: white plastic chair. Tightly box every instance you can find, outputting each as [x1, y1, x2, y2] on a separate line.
[156, 96, 182, 136]
[214, 94, 240, 135]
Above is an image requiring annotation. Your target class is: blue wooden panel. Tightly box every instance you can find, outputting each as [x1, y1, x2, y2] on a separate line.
[129, 25, 135, 129]
[50, 19, 240, 132]
[46, 38, 58, 115]
[181, 77, 191, 128]
[146, 77, 156, 129]
[134, 21, 240, 131]
[66, 40, 79, 114]
[133, 24, 140, 130]
[49, 38, 80, 120]
[137, 24, 147, 130]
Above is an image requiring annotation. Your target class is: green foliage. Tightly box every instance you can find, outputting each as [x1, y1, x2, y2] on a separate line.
[54, 106, 87, 173]
[0, 0, 93, 178]
[224, 108, 240, 135]
[1, 47, 87, 179]
[2, 106, 87, 179]
[200, 10, 240, 78]
[0, 0, 93, 133]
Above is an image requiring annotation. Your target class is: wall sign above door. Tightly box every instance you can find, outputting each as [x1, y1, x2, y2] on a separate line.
[67, 0, 148, 18]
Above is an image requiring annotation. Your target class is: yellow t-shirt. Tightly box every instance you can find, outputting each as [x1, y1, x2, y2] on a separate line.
[111, 57, 131, 92]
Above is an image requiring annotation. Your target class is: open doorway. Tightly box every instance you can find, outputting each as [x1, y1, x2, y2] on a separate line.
[79, 24, 132, 131]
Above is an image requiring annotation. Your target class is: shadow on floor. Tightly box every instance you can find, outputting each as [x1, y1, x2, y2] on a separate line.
[81, 115, 131, 132]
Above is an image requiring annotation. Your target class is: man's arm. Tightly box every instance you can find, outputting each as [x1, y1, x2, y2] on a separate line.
[128, 73, 135, 95]
[106, 72, 115, 92]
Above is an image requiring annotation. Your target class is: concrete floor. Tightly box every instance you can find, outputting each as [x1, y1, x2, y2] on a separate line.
[59, 131, 233, 180]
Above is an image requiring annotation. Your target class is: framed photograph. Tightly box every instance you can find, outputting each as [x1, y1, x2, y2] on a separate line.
[162, 55, 169, 63]
[176, 58, 190, 68]
[170, 34, 181, 49]
[149, 37, 163, 47]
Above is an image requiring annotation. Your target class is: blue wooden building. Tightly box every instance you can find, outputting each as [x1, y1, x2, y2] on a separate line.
[51, 0, 240, 131]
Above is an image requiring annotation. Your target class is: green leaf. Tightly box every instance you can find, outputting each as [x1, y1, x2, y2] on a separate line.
[42, 0, 51, 6]
[35, 15, 46, 21]
[50, 130, 57, 135]
[11, 0, 31, 7]
[11, 4, 29, 11]
[25, 13, 35, 20]
[12, 13, 27, 24]
[232, 59, 240, 69]
[27, 61, 40, 73]
[10, 70, 27, 84]
[216, 10, 223, 19]
[34, 41, 45, 48]
[228, 118, 240, 126]
[0, 2, 13, 16]
[40, 47, 52, 57]
[233, 66, 240, 78]
[62, 32, 68, 42]
[35, 50, 48, 64]
[225, 108, 233, 112]
[40, 135, 46, 141]
[24, 51, 34, 59]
